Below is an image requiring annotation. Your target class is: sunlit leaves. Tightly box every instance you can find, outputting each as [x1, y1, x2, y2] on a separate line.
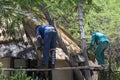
[0, 0, 119, 42]
[85, 0, 120, 42]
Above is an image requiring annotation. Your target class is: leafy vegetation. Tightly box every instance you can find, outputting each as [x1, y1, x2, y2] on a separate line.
[9, 71, 31, 80]
[0, 63, 39, 80]
[0, 0, 120, 80]
[84, 0, 120, 41]
[0, 0, 120, 40]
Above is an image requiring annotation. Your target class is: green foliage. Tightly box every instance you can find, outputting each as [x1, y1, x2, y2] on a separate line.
[0, 62, 7, 80]
[0, 0, 25, 36]
[0, 0, 120, 79]
[84, 0, 120, 42]
[39, 0, 120, 43]
[98, 72, 108, 80]
[0, 63, 38, 80]
[0, 67, 40, 80]
[0, 0, 119, 42]
[112, 72, 120, 80]
[9, 71, 31, 80]
[1, 70, 39, 80]
[112, 67, 120, 80]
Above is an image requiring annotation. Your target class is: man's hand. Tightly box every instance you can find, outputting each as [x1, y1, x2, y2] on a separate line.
[37, 37, 42, 44]
[37, 46, 43, 50]
[36, 37, 44, 50]
[87, 47, 93, 54]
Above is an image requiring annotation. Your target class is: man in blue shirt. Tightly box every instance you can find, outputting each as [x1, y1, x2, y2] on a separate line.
[87, 31, 110, 65]
[35, 25, 57, 68]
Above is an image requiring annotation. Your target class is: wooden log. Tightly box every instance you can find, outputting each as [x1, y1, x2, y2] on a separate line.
[24, 16, 84, 80]
[78, 2, 92, 80]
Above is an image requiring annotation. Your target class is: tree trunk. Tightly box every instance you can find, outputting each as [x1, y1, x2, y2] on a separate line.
[39, 3, 85, 80]
[78, 2, 92, 80]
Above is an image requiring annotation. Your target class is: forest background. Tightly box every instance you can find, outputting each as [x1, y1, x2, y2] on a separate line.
[0, 0, 120, 79]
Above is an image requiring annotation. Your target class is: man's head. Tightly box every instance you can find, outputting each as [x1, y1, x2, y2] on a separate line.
[90, 30, 99, 35]
[35, 25, 42, 32]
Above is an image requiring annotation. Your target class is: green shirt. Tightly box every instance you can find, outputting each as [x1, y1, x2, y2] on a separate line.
[89, 32, 110, 49]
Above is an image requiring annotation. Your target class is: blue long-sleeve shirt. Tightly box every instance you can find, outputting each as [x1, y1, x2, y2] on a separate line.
[35, 25, 55, 39]
[89, 32, 110, 49]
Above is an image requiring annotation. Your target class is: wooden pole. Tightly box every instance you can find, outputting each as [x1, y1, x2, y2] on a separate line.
[78, 2, 92, 80]
[108, 45, 113, 80]
[39, 2, 85, 80]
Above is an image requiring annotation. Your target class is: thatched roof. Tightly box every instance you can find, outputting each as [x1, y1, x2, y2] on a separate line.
[0, 41, 37, 60]
[0, 16, 82, 61]
[24, 17, 82, 55]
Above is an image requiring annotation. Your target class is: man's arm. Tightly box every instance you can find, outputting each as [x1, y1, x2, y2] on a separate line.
[88, 34, 96, 50]
[36, 27, 42, 49]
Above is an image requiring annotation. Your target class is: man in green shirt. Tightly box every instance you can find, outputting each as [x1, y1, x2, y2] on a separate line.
[87, 31, 110, 64]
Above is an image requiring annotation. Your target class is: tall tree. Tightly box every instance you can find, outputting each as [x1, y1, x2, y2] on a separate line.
[38, 1, 85, 80]
[78, 1, 92, 80]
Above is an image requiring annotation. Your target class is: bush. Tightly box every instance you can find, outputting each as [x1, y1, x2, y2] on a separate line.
[9, 71, 32, 80]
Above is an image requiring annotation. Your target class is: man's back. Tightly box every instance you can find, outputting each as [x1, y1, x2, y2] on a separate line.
[35, 25, 55, 38]
[88, 31, 110, 64]
[94, 32, 110, 45]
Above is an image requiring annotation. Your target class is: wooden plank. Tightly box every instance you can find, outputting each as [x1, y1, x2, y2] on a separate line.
[1, 66, 111, 71]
